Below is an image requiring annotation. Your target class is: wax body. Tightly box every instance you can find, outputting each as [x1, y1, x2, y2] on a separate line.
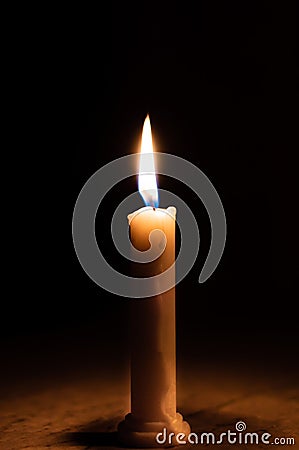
[118, 207, 190, 447]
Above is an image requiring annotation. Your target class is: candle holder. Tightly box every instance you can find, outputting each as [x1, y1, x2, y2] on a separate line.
[118, 412, 190, 448]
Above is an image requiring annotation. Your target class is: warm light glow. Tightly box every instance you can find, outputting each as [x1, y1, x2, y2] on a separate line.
[138, 115, 159, 207]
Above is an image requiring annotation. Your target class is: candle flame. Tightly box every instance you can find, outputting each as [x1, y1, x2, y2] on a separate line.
[138, 115, 159, 207]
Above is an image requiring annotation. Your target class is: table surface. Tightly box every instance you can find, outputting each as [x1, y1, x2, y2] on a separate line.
[1, 333, 298, 450]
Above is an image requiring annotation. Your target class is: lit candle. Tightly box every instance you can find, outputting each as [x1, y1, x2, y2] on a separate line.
[118, 116, 190, 447]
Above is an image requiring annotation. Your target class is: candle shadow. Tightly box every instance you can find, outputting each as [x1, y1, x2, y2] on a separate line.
[60, 417, 125, 448]
[67, 430, 119, 447]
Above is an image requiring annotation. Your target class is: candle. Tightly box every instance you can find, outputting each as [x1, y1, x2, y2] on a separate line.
[118, 116, 190, 447]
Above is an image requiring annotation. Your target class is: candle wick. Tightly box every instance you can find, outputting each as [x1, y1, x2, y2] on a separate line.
[153, 207, 156, 211]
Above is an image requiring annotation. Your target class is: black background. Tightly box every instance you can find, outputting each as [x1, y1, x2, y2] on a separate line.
[2, 2, 298, 380]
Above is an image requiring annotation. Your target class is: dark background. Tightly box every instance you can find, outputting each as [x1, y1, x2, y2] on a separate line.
[2, 2, 298, 382]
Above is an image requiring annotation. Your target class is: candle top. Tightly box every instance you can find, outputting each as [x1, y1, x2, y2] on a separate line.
[128, 206, 176, 225]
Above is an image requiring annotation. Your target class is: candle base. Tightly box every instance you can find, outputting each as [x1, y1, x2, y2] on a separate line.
[118, 412, 191, 448]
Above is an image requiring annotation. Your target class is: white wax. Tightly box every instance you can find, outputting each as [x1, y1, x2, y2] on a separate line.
[118, 206, 190, 447]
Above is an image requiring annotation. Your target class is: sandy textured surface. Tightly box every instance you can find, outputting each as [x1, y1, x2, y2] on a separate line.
[1, 357, 298, 450]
